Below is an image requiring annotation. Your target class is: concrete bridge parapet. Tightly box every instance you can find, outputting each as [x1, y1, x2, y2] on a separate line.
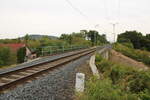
[97, 45, 111, 60]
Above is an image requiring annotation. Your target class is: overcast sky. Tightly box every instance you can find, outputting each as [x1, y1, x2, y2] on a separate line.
[0, 0, 150, 41]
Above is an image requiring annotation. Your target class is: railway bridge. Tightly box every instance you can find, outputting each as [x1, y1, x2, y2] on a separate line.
[0, 45, 111, 100]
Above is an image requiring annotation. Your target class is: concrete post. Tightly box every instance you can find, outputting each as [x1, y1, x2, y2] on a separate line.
[89, 55, 100, 79]
[75, 73, 85, 92]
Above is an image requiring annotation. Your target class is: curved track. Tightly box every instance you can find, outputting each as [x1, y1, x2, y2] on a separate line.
[0, 47, 96, 93]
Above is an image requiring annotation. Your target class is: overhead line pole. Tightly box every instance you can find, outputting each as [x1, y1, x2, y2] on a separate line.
[110, 23, 118, 43]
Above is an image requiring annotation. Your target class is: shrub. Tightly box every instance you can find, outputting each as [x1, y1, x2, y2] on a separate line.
[96, 59, 113, 73]
[128, 71, 150, 93]
[122, 42, 134, 49]
[110, 64, 137, 84]
[139, 89, 150, 100]
[95, 54, 103, 62]
[0, 47, 16, 67]
[93, 53, 150, 100]
[95, 53, 113, 73]
[81, 78, 138, 100]
[107, 62, 150, 94]
[0, 60, 4, 65]
[17, 47, 26, 63]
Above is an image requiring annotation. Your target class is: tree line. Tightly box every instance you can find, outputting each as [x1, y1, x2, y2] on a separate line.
[0, 30, 108, 67]
[117, 31, 150, 51]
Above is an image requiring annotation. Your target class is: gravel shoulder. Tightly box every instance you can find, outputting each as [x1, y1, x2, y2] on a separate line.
[0, 54, 92, 100]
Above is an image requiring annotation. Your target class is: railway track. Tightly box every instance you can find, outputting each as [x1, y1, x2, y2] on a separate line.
[0, 47, 96, 93]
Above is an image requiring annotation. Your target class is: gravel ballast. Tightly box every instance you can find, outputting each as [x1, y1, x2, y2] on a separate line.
[0, 54, 91, 100]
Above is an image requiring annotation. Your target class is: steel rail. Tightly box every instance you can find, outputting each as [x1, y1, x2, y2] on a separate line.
[0, 47, 95, 77]
[0, 48, 96, 92]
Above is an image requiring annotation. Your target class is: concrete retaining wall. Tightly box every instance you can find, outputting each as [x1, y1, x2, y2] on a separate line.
[89, 48, 110, 79]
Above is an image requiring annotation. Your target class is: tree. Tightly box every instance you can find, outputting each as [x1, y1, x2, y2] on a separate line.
[80, 30, 88, 39]
[17, 47, 26, 63]
[87, 30, 108, 46]
[24, 34, 30, 45]
[140, 37, 150, 51]
[17, 37, 22, 43]
[118, 31, 143, 49]
[146, 34, 150, 40]
[118, 31, 150, 51]
[97, 34, 108, 44]
[88, 30, 99, 45]
[39, 36, 52, 46]
[0, 47, 11, 66]
[60, 30, 108, 46]
[0, 47, 16, 66]
[60, 34, 73, 45]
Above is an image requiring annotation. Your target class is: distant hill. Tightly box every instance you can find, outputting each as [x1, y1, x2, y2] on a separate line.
[23, 34, 58, 40]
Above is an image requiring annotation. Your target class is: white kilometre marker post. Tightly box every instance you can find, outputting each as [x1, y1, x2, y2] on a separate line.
[75, 73, 85, 92]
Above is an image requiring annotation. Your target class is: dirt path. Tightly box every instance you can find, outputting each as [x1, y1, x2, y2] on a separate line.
[110, 49, 149, 70]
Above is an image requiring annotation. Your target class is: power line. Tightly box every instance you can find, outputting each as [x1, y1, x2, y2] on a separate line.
[65, 0, 108, 34]
[65, 0, 88, 19]
[65, 0, 96, 30]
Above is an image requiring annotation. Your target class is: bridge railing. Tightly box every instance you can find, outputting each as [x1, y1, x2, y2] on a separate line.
[40, 45, 89, 56]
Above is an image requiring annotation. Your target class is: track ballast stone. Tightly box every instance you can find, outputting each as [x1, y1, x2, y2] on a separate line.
[0, 54, 91, 100]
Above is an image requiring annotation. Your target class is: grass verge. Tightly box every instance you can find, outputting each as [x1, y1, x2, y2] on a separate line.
[113, 43, 150, 66]
[76, 54, 150, 100]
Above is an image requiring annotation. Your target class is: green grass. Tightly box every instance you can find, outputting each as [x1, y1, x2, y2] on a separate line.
[77, 54, 150, 100]
[79, 77, 138, 100]
[113, 43, 150, 66]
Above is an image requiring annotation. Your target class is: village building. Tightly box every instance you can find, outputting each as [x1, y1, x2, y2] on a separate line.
[0, 43, 37, 61]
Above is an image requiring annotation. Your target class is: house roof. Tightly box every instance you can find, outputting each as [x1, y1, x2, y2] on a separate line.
[0, 43, 25, 52]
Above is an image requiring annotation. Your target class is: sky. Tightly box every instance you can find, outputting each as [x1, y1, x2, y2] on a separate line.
[0, 0, 150, 42]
